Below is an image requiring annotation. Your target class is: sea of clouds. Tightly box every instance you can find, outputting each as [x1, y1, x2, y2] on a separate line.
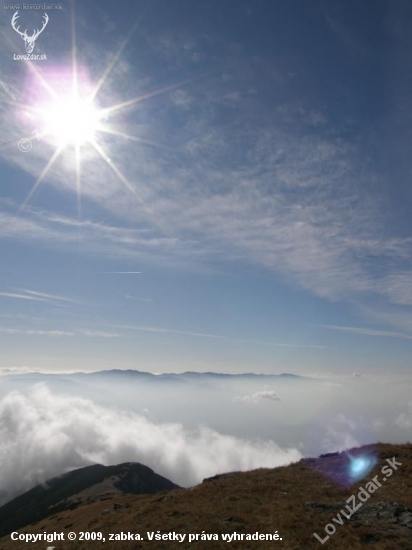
[0, 383, 301, 505]
[1, 371, 411, 506]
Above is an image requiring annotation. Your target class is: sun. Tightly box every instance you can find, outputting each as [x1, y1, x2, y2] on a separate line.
[38, 95, 102, 146]
[13, 2, 203, 216]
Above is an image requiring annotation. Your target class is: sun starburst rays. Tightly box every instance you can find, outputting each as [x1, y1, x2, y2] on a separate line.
[88, 6, 151, 104]
[99, 73, 209, 119]
[74, 141, 82, 221]
[11, 0, 201, 230]
[90, 139, 138, 199]
[99, 126, 173, 152]
[19, 145, 63, 212]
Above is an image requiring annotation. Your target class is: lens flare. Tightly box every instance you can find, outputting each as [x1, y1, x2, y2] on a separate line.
[346, 452, 377, 483]
[306, 446, 379, 487]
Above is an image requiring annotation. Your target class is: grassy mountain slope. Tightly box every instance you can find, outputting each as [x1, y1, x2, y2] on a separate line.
[0, 443, 411, 549]
[0, 462, 179, 538]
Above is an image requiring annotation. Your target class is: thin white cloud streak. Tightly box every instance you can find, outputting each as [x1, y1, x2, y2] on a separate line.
[317, 324, 412, 341]
[0, 327, 119, 338]
[111, 323, 225, 339]
[359, 304, 412, 336]
[0, 205, 189, 266]
[0, 292, 50, 302]
[17, 289, 81, 304]
[231, 338, 327, 349]
[0, 385, 302, 504]
[111, 323, 326, 348]
[79, 330, 119, 338]
[0, 289, 80, 305]
[0, 328, 75, 337]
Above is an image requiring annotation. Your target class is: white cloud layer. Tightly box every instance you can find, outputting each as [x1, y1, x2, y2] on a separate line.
[321, 414, 361, 453]
[0, 385, 301, 505]
[234, 390, 282, 403]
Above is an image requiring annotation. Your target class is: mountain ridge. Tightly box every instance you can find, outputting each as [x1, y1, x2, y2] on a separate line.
[3, 369, 315, 380]
[0, 462, 179, 538]
[1, 443, 411, 549]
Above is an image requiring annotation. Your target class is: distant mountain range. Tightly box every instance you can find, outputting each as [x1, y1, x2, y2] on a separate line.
[1, 443, 411, 549]
[73, 369, 314, 383]
[3, 368, 316, 383]
[0, 462, 179, 538]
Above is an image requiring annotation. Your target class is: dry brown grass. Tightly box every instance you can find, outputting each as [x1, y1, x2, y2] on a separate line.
[1, 443, 411, 549]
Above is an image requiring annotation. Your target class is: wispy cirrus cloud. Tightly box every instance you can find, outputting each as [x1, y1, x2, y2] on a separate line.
[109, 323, 225, 339]
[0, 202, 193, 266]
[378, 273, 412, 306]
[0, 288, 80, 305]
[1, 20, 412, 323]
[111, 323, 324, 349]
[2, 112, 411, 308]
[0, 327, 119, 338]
[0, 327, 75, 337]
[231, 338, 327, 349]
[16, 289, 81, 304]
[0, 292, 50, 303]
[359, 304, 412, 336]
[316, 324, 412, 341]
[78, 330, 119, 338]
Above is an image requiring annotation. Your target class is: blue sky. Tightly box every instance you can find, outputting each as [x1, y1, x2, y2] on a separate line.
[0, 0, 412, 373]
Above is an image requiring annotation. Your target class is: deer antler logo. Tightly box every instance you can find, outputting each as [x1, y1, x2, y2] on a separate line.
[11, 11, 49, 54]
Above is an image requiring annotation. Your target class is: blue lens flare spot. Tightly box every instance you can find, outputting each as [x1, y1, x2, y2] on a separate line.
[346, 453, 377, 482]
